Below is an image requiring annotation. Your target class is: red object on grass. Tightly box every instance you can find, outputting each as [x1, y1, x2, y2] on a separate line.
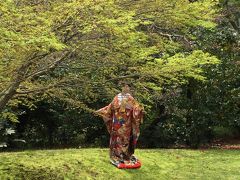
[117, 160, 141, 169]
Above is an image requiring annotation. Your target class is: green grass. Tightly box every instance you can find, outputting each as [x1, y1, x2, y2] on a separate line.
[0, 148, 239, 180]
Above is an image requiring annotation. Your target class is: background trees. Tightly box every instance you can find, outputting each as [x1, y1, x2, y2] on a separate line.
[0, 0, 239, 149]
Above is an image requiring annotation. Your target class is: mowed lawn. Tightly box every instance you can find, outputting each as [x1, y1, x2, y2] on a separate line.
[0, 148, 239, 180]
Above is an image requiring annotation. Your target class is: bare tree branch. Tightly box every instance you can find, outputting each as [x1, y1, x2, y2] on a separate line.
[152, 24, 191, 45]
[24, 51, 70, 80]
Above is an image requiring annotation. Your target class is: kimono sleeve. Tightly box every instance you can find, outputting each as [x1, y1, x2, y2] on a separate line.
[133, 103, 144, 128]
[96, 102, 114, 134]
[130, 97, 144, 145]
[128, 96, 144, 126]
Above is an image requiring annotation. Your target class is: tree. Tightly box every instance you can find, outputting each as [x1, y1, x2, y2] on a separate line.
[141, 0, 240, 148]
[0, 0, 219, 124]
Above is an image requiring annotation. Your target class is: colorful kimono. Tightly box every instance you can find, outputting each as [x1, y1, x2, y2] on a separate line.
[96, 93, 144, 168]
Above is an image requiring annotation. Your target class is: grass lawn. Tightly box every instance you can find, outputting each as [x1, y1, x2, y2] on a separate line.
[0, 148, 239, 180]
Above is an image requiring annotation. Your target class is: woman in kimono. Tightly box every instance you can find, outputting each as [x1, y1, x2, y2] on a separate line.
[95, 84, 144, 169]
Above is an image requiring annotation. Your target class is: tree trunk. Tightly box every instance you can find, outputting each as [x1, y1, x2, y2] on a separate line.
[0, 53, 51, 113]
[0, 81, 21, 112]
[0, 59, 31, 112]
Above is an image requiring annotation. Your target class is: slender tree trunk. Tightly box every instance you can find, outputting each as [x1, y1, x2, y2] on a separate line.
[0, 58, 32, 112]
[0, 52, 56, 113]
[0, 81, 21, 112]
[0, 51, 69, 113]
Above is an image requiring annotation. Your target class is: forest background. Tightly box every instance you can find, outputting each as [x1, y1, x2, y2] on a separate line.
[0, 0, 239, 150]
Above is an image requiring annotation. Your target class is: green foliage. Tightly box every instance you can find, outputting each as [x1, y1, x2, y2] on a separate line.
[138, 0, 240, 148]
[0, 0, 219, 113]
[2, 0, 239, 149]
[0, 112, 18, 123]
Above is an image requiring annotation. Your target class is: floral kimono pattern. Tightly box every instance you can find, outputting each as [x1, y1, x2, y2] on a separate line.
[96, 93, 144, 166]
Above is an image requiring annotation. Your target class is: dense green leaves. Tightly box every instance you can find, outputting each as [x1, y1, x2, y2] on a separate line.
[1, 0, 239, 149]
